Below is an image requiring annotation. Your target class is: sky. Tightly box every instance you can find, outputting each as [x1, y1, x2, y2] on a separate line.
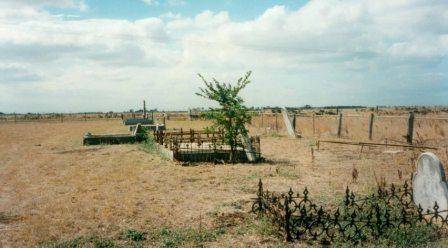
[0, 0, 447, 113]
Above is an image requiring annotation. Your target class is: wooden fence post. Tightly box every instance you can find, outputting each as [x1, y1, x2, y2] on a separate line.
[14, 113, 17, 123]
[84, 113, 87, 121]
[292, 114, 296, 131]
[337, 113, 343, 138]
[407, 112, 415, 144]
[312, 113, 315, 136]
[368, 113, 374, 140]
[275, 113, 278, 132]
[261, 112, 264, 128]
[60, 113, 63, 123]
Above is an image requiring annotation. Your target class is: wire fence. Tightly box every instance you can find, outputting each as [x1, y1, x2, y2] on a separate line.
[249, 112, 448, 143]
[0, 112, 202, 124]
[2, 111, 448, 145]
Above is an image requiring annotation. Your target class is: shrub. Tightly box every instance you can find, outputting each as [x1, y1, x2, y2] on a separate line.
[196, 71, 252, 163]
[124, 229, 146, 242]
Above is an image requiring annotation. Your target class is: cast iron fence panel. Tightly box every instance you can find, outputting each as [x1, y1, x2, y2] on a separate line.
[252, 179, 448, 244]
[153, 129, 260, 163]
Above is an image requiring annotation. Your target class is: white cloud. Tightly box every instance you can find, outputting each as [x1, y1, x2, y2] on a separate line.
[167, 0, 186, 6]
[142, 0, 160, 6]
[1, 0, 87, 11]
[160, 12, 182, 19]
[0, 63, 42, 84]
[0, 0, 447, 113]
[142, 0, 186, 7]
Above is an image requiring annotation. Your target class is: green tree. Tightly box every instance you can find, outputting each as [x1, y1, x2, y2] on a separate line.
[196, 71, 252, 162]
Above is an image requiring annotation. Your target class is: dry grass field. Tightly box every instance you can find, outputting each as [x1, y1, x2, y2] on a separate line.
[1, 118, 448, 247]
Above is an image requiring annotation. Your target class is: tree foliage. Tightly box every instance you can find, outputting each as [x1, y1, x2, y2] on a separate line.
[196, 71, 252, 161]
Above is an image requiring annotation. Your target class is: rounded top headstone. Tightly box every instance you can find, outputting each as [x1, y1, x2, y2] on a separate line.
[413, 152, 448, 216]
[416, 152, 446, 181]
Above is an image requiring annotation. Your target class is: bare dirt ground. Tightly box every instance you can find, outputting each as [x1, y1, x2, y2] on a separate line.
[1, 120, 447, 247]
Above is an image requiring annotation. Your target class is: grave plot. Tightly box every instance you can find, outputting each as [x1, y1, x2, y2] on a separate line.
[153, 129, 261, 163]
[122, 117, 167, 132]
[83, 99, 165, 145]
[122, 100, 168, 131]
[251, 152, 448, 245]
[128, 123, 165, 132]
[83, 123, 146, 145]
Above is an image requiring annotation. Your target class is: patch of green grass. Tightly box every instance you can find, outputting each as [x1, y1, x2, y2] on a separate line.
[40, 237, 83, 248]
[147, 226, 224, 248]
[235, 215, 278, 237]
[374, 224, 438, 248]
[328, 198, 442, 247]
[307, 138, 317, 147]
[140, 134, 158, 153]
[41, 224, 225, 248]
[253, 216, 279, 237]
[276, 169, 299, 179]
[246, 172, 275, 180]
[246, 173, 260, 180]
[139, 134, 171, 160]
[91, 237, 116, 248]
[124, 229, 145, 242]
[331, 224, 442, 247]
[40, 236, 116, 248]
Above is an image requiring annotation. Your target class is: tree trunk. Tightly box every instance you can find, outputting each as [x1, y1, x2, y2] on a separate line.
[229, 116, 235, 163]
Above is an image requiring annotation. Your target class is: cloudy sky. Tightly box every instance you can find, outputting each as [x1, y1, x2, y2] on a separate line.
[0, 0, 447, 113]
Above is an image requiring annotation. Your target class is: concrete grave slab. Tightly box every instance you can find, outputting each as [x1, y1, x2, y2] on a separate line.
[83, 133, 144, 145]
[129, 124, 165, 132]
[413, 152, 448, 216]
[123, 118, 153, 125]
[83, 123, 146, 146]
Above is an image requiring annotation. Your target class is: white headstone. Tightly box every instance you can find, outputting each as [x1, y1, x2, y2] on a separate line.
[281, 107, 297, 138]
[413, 152, 448, 216]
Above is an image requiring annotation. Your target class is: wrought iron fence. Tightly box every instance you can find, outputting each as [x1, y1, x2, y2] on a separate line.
[154, 129, 225, 149]
[153, 129, 261, 163]
[252, 179, 448, 244]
